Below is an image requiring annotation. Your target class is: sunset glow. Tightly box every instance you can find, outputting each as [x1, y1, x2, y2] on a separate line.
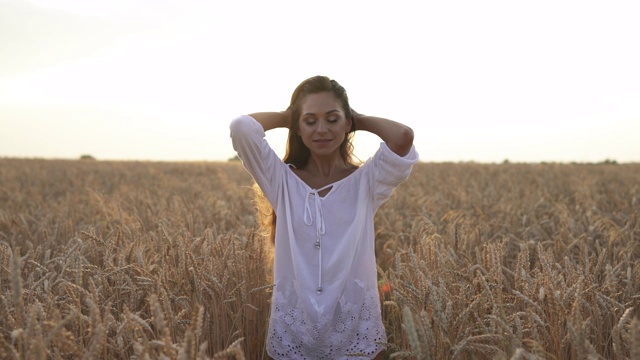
[1, 0, 639, 162]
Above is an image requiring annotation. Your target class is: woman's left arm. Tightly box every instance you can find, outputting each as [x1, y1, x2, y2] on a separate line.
[352, 110, 414, 157]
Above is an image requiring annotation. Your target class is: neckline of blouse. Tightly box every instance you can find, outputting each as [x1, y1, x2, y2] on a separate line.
[285, 163, 363, 199]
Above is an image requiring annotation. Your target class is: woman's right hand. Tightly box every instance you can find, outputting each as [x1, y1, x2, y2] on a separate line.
[248, 110, 292, 132]
[282, 107, 293, 129]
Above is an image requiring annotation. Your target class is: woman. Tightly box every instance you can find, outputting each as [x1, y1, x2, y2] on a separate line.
[230, 76, 418, 359]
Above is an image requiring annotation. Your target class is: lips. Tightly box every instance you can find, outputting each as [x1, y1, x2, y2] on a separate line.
[313, 139, 333, 144]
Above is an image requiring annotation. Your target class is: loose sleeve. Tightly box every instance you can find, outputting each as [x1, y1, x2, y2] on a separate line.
[369, 142, 419, 210]
[229, 115, 286, 209]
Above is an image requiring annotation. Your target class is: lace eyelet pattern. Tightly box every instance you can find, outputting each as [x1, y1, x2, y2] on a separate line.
[267, 286, 385, 359]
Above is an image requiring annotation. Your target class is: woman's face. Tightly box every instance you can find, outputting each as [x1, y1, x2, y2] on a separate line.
[297, 92, 352, 158]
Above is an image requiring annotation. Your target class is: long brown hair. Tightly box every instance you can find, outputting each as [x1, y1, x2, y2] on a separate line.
[255, 75, 356, 244]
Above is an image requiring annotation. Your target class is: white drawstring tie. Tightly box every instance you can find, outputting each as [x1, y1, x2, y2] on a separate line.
[303, 187, 328, 294]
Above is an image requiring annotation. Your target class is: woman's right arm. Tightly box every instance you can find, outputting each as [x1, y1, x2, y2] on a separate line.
[229, 113, 288, 208]
[248, 110, 291, 132]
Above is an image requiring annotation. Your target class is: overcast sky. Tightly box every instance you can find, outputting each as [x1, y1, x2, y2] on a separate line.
[1, 0, 639, 163]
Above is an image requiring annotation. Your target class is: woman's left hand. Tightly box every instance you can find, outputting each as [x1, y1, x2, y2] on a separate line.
[350, 108, 359, 132]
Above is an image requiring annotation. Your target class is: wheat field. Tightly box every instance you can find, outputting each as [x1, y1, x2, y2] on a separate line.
[0, 158, 639, 359]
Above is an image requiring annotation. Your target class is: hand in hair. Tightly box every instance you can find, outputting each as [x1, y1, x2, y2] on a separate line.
[348, 110, 414, 157]
[248, 109, 292, 132]
[350, 108, 359, 132]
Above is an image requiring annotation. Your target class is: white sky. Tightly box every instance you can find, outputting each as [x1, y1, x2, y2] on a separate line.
[0, 0, 639, 163]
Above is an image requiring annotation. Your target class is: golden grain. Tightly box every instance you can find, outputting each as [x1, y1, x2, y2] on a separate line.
[1, 159, 638, 359]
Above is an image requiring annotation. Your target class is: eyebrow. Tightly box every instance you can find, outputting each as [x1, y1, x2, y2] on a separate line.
[302, 110, 341, 116]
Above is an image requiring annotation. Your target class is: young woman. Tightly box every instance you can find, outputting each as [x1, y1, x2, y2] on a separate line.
[230, 76, 418, 359]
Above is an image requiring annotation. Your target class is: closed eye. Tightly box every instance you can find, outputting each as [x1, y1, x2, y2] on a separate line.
[302, 116, 317, 125]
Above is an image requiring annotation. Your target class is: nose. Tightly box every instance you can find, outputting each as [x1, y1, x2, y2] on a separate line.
[316, 120, 328, 133]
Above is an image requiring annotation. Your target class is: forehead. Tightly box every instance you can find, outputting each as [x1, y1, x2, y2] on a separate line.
[301, 92, 342, 114]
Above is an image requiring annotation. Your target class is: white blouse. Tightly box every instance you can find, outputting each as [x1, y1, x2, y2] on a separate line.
[230, 115, 418, 359]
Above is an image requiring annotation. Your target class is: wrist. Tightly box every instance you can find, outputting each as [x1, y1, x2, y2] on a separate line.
[350, 109, 360, 132]
[281, 109, 292, 128]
